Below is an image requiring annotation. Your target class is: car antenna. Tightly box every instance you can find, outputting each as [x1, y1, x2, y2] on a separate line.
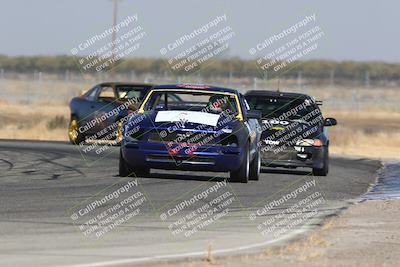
[277, 78, 280, 93]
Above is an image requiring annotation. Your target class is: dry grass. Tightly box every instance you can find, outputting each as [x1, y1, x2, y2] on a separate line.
[0, 101, 69, 141]
[0, 79, 399, 159]
[328, 110, 400, 159]
[0, 79, 91, 105]
[260, 232, 329, 263]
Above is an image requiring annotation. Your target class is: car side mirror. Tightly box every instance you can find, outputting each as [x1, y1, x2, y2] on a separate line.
[324, 117, 337, 126]
[247, 110, 262, 119]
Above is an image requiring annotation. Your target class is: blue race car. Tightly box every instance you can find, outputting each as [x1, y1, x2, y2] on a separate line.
[119, 84, 262, 183]
[68, 82, 153, 145]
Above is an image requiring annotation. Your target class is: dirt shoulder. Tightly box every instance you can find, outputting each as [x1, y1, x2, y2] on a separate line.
[255, 199, 400, 267]
[151, 199, 400, 267]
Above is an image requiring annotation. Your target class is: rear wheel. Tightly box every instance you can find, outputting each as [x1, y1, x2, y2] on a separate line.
[230, 143, 249, 183]
[249, 149, 260, 181]
[312, 147, 329, 176]
[114, 120, 123, 146]
[68, 117, 85, 145]
[119, 150, 150, 177]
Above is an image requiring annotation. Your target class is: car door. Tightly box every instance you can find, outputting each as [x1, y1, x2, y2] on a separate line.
[91, 85, 119, 136]
[76, 86, 100, 134]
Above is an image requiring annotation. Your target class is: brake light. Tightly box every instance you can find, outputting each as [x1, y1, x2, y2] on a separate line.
[177, 84, 210, 89]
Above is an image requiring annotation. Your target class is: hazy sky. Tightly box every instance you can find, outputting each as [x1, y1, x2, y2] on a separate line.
[1, 0, 399, 62]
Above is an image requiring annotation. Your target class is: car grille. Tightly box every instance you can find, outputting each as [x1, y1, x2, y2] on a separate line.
[146, 154, 215, 165]
[148, 130, 217, 145]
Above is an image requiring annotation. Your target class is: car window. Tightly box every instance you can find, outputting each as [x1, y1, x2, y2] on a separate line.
[84, 86, 98, 101]
[116, 86, 143, 101]
[144, 90, 238, 115]
[167, 93, 182, 102]
[246, 96, 318, 121]
[98, 86, 116, 101]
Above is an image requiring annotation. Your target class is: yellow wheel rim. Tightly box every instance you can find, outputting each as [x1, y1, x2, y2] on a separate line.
[115, 121, 123, 143]
[68, 119, 78, 142]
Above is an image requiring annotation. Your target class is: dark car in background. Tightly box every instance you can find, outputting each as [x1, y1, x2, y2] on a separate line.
[245, 90, 337, 176]
[68, 82, 153, 144]
[120, 84, 262, 183]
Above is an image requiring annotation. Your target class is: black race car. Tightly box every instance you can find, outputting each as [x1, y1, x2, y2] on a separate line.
[245, 90, 337, 176]
[68, 82, 153, 145]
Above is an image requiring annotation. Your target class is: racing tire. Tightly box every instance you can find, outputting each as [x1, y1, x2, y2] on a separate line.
[230, 143, 249, 183]
[312, 147, 329, 176]
[68, 117, 85, 145]
[114, 119, 123, 146]
[249, 149, 260, 181]
[119, 150, 150, 177]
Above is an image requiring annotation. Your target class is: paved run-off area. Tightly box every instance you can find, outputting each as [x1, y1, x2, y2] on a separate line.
[0, 140, 381, 267]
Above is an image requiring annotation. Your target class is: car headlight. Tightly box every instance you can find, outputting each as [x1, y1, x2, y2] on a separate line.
[221, 128, 233, 133]
[296, 139, 323, 147]
[124, 126, 143, 142]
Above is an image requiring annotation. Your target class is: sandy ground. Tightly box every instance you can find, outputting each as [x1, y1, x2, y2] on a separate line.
[150, 199, 400, 267]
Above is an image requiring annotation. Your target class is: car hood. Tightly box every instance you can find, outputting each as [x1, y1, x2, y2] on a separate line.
[259, 118, 322, 145]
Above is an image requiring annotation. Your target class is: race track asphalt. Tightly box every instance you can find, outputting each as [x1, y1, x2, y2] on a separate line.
[0, 140, 381, 267]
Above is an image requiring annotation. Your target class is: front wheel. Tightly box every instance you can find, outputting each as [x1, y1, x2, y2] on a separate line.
[68, 117, 85, 145]
[312, 148, 329, 176]
[230, 143, 249, 183]
[114, 120, 123, 146]
[249, 149, 260, 181]
[119, 150, 150, 177]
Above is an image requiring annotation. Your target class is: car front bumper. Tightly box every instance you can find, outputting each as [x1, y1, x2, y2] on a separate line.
[260, 145, 326, 169]
[122, 141, 245, 172]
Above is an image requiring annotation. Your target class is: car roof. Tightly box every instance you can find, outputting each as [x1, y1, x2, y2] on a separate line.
[98, 82, 154, 87]
[153, 84, 239, 94]
[245, 90, 311, 100]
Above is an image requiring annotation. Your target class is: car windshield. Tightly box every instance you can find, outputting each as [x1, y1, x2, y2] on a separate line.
[116, 86, 146, 100]
[246, 96, 318, 120]
[143, 90, 239, 115]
